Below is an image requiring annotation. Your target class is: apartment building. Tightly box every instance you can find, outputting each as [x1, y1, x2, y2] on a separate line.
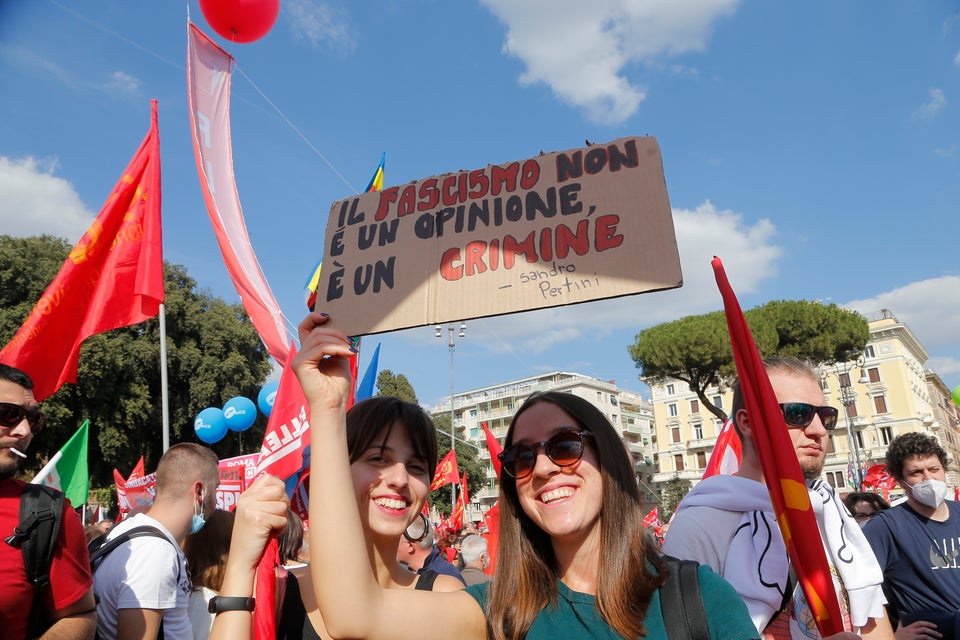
[646, 309, 960, 495]
[431, 371, 659, 521]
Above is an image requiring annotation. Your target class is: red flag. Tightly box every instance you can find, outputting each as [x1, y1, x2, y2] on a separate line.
[450, 472, 468, 531]
[702, 418, 743, 479]
[129, 456, 145, 481]
[713, 256, 843, 636]
[482, 502, 499, 575]
[253, 345, 309, 483]
[482, 422, 503, 479]
[252, 344, 308, 640]
[642, 506, 663, 538]
[429, 450, 460, 491]
[862, 463, 896, 491]
[0, 101, 163, 401]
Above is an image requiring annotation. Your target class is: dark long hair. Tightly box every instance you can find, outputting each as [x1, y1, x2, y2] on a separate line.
[487, 392, 666, 640]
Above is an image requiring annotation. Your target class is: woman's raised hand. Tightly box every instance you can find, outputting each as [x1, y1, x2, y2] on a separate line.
[293, 311, 355, 413]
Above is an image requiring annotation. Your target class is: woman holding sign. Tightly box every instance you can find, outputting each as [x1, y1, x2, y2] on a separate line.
[294, 310, 758, 640]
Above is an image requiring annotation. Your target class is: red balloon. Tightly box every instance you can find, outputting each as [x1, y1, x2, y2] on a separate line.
[198, 0, 280, 44]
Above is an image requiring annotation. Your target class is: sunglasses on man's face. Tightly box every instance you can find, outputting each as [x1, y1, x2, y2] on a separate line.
[0, 402, 46, 433]
[779, 403, 838, 431]
[498, 429, 593, 480]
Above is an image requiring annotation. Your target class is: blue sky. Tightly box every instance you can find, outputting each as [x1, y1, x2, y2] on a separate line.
[1, 1, 958, 411]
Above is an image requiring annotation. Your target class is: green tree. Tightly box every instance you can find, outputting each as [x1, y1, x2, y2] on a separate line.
[0, 235, 273, 487]
[375, 369, 418, 403]
[628, 300, 870, 421]
[659, 476, 691, 522]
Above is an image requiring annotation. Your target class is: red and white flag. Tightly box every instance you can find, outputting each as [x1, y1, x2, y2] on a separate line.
[642, 506, 663, 538]
[187, 24, 290, 366]
[0, 102, 164, 401]
[702, 418, 742, 479]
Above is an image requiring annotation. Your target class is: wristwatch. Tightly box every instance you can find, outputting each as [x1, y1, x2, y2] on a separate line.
[207, 596, 256, 614]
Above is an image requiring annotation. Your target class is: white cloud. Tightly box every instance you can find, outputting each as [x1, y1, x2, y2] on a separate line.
[927, 356, 960, 379]
[457, 200, 780, 353]
[479, 0, 739, 124]
[912, 87, 947, 120]
[934, 144, 957, 157]
[99, 70, 141, 96]
[285, 0, 355, 54]
[844, 276, 960, 353]
[0, 156, 94, 242]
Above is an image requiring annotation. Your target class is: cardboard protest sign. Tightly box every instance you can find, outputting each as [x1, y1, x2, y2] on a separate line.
[317, 136, 682, 334]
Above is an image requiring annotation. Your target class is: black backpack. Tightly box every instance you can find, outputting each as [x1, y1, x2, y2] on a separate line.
[660, 555, 711, 640]
[4, 483, 66, 639]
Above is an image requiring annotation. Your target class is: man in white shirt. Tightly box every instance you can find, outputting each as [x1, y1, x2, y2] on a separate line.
[94, 443, 220, 640]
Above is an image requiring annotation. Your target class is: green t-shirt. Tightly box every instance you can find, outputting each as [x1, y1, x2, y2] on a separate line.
[465, 564, 758, 640]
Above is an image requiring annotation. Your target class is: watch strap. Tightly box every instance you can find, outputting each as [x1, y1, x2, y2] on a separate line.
[208, 596, 256, 614]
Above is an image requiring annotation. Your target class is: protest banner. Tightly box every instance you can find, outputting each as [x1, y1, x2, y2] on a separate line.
[316, 136, 681, 334]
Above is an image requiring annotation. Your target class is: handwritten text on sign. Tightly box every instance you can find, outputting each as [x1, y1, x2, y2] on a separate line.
[317, 136, 682, 335]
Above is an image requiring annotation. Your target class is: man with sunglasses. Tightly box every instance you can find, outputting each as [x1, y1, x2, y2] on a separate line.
[863, 432, 960, 640]
[0, 363, 97, 640]
[664, 356, 891, 640]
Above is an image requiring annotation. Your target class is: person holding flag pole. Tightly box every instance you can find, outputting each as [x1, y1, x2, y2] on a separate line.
[663, 258, 892, 640]
[292, 311, 757, 640]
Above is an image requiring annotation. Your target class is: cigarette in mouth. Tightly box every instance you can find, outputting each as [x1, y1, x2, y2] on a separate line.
[9, 448, 27, 458]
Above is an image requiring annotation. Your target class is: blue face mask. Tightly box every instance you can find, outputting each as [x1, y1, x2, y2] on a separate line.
[190, 491, 207, 534]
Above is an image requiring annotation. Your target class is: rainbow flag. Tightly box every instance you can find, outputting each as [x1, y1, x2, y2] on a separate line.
[364, 152, 385, 192]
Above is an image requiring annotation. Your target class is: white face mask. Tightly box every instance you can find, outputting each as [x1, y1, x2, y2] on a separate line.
[909, 479, 948, 508]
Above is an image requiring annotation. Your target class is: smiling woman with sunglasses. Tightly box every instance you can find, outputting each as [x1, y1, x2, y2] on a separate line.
[294, 312, 758, 640]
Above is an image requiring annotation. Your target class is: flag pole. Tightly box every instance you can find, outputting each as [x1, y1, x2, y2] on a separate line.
[159, 303, 170, 452]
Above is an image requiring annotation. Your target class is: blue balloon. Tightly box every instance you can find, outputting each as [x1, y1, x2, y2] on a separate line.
[223, 396, 257, 432]
[258, 381, 280, 417]
[194, 407, 228, 444]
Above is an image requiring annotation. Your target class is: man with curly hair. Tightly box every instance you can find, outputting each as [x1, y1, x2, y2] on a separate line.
[863, 432, 960, 639]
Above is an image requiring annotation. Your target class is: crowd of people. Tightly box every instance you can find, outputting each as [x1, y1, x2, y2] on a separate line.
[3, 315, 960, 640]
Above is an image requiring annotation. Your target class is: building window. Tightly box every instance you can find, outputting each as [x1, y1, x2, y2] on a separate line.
[874, 395, 888, 414]
[714, 420, 724, 435]
[826, 471, 842, 488]
[469, 409, 477, 417]
[839, 372, 851, 387]
[696, 452, 707, 469]
[856, 430, 865, 449]
[671, 426, 681, 443]
[597, 391, 602, 402]
[668, 403, 678, 418]
[880, 426, 893, 445]
[611, 414, 618, 424]
[844, 401, 858, 418]
[864, 345, 875, 358]
[674, 454, 685, 471]
[610, 394, 618, 405]
[690, 399, 700, 414]
[666, 383, 675, 395]
[868, 367, 880, 383]
[712, 395, 723, 410]
[693, 423, 703, 440]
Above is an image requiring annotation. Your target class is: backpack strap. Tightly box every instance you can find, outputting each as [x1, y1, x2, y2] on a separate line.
[660, 555, 711, 640]
[4, 483, 65, 639]
[90, 525, 176, 574]
[415, 569, 439, 591]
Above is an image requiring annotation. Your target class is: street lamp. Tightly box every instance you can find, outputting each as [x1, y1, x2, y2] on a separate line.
[436, 322, 466, 515]
[821, 355, 869, 490]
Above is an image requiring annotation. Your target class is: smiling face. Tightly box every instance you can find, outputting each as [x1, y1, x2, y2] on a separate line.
[351, 420, 431, 540]
[769, 370, 830, 480]
[0, 379, 37, 479]
[510, 401, 603, 548]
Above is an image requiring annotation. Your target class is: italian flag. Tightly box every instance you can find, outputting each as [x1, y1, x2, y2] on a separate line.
[31, 420, 90, 508]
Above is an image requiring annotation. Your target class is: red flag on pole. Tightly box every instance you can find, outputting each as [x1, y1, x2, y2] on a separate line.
[0, 101, 164, 401]
[429, 450, 460, 491]
[483, 502, 500, 575]
[712, 256, 843, 636]
[450, 472, 468, 531]
[862, 464, 896, 491]
[642, 506, 663, 538]
[702, 418, 743, 479]
[481, 422, 503, 479]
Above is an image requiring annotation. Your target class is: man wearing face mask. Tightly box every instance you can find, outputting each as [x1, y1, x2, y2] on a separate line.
[864, 432, 960, 640]
[94, 443, 220, 640]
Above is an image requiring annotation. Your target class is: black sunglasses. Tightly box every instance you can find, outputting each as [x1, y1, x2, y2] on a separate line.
[0, 402, 46, 433]
[779, 403, 838, 431]
[498, 429, 593, 479]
